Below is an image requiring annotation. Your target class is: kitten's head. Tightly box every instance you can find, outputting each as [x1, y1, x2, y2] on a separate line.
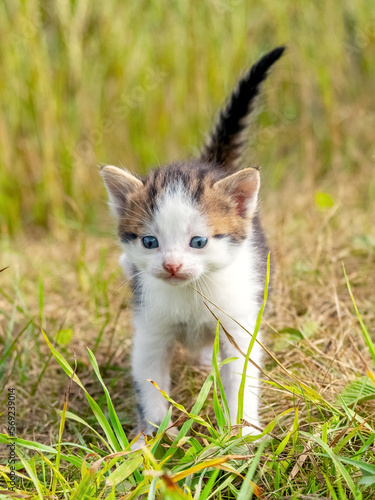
[101, 162, 260, 286]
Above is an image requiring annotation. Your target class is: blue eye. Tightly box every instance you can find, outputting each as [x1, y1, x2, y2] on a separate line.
[190, 236, 208, 249]
[142, 236, 159, 249]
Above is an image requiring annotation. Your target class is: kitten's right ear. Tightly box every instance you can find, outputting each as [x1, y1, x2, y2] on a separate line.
[100, 165, 143, 217]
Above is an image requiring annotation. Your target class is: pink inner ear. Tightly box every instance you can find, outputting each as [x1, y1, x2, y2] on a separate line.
[214, 168, 259, 217]
[234, 190, 250, 217]
[232, 178, 258, 217]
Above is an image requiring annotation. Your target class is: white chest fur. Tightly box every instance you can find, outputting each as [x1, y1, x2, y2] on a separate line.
[120, 238, 262, 346]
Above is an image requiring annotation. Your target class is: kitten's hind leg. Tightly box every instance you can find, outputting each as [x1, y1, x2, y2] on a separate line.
[219, 326, 263, 436]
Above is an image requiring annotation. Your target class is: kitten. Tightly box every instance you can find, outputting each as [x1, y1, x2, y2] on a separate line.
[101, 47, 284, 439]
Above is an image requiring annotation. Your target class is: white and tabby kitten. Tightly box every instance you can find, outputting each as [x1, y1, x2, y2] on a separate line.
[101, 47, 284, 439]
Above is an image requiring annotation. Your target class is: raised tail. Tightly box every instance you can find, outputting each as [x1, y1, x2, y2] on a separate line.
[200, 46, 285, 171]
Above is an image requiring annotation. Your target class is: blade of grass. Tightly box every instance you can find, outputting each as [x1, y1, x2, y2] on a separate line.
[322, 471, 339, 500]
[0, 434, 82, 468]
[301, 431, 363, 499]
[39, 452, 72, 493]
[57, 410, 110, 450]
[237, 440, 266, 500]
[147, 380, 213, 430]
[151, 406, 173, 455]
[105, 456, 143, 487]
[212, 320, 231, 433]
[207, 462, 248, 500]
[170, 456, 251, 483]
[16, 452, 44, 500]
[0, 317, 34, 366]
[42, 330, 121, 452]
[87, 347, 130, 449]
[105, 486, 116, 500]
[147, 477, 157, 500]
[237, 252, 270, 431]
[343, 263, 375, 367]
[52, 357, 75, 496]
[318, 454, 375, 476]
[197, 468, 220, 500]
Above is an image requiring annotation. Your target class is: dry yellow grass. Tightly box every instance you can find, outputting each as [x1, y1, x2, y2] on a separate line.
[1, 168, 373, 443]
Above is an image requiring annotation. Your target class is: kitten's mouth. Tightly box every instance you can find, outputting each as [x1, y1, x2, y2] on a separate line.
[156, 273, 191, 285]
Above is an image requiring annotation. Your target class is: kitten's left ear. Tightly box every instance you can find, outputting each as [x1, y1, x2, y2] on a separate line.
[100, 165, 143, 217]
[214, 167, 260, 218]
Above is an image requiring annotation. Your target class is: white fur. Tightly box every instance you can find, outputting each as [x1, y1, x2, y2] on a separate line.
[120, 187, 264, 436]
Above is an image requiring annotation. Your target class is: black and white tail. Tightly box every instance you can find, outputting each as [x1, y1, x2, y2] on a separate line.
[200, 46, 285, 172]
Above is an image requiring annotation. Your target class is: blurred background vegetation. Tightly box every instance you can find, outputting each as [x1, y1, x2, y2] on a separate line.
[0, 0, 374, 236]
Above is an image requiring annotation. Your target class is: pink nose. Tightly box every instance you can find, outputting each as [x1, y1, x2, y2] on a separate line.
[163, 262, 182, 275]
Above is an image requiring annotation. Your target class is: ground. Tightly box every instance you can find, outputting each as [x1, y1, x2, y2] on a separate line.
[1, 171, 374, 448]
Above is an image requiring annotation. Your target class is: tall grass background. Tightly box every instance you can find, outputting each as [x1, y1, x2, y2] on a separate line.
[1, 0, 374, 235]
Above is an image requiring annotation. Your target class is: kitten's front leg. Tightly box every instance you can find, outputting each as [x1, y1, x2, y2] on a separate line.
[219, 325, 263, 435]
[199, 342, 215, 368]
[132, 315, 172, 436]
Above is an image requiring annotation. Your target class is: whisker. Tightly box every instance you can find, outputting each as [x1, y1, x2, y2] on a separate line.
[130, 198, 152, 219]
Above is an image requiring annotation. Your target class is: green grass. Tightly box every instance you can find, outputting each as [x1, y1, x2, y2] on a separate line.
[1, 1, 375, 499]
[1, 262, 375, 498]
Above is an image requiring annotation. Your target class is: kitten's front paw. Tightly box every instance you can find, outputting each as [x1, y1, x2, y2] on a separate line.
[198, 345, 214, 369]
[240, 419, 264, 439]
